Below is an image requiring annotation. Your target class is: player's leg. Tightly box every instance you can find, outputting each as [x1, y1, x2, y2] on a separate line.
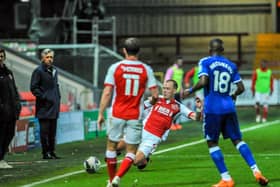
[261, 93, 269, 122]
[106, 117, 125, 183]
[254, 92, 261, 123]
[112, 120, 141, 187]
[106, 140, 118, 183]
[205, 114, 234, 187]
[135, 130, 160, 170]
[227, 113, 268, 186]
[116, 139, 126, 156]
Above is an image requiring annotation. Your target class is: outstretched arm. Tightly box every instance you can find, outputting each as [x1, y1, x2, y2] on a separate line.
[188, 97, 203, 121]
[184, 75, 208, 97]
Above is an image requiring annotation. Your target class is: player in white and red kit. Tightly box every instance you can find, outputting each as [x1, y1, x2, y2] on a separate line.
[134, 79, 202, 167]
[109, 80, 202, 186]
[97, 37, 158, 187]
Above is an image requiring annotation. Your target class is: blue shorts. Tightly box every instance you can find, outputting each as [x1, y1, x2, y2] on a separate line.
[203, 113, 242, 142]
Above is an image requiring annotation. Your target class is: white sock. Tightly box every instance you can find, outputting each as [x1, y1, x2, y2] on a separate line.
[221, 172, 232, 181]
[250, 164, 260, 173]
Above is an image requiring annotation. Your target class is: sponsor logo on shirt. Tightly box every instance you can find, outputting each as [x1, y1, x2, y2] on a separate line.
[154, 105, 173, 117]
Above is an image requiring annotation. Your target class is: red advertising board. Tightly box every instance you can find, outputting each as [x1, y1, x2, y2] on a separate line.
[9, 119, 29, 153]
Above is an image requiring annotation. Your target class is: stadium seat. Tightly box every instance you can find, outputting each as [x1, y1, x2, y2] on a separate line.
[19, 92, 36, 102]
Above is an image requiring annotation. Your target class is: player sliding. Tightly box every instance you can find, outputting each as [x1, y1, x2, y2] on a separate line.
[111, 79, 203, 187]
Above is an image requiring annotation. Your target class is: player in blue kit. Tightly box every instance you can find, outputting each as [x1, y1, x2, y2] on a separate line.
[184, 38, 268, 187]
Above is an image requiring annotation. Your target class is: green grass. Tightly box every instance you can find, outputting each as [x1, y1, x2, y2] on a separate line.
[1, 106, 279, 187]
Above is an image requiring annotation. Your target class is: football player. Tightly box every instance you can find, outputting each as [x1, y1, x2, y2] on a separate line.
[111, 79, 202, 186]
[184, 38, 268, 187]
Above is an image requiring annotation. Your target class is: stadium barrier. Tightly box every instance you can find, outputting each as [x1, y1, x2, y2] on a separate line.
[235, 78, 279, 106]
[9, 109, 108, 153]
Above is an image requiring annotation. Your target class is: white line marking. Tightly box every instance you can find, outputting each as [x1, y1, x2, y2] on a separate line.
[156, 153, 280, 158]
[22, 119, 280, 187]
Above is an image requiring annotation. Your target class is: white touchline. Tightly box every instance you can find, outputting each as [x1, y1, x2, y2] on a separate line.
[22, 119, 280, 187]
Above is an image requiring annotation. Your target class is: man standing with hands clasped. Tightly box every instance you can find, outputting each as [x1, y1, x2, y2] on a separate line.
[30, 48, 61, 160]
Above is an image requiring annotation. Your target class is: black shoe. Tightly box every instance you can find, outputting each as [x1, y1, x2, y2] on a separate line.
[116, 150, 122, 156]
[137, 157, 150, 170]
[42, 153, 52, 159]
[50, 152, 61, 159]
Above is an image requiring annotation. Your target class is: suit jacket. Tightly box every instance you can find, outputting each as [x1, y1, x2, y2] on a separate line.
[30, 63, 60, 119]
[0, 64, 21, 121]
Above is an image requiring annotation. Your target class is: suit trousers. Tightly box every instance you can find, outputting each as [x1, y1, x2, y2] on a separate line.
[0, 119, 16, 160]
[38, 119, 57, 155]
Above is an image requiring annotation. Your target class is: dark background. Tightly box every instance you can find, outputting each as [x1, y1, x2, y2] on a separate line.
[0, 0, 66, 39]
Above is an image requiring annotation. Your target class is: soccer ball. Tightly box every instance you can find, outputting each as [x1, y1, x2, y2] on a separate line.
[83, 156, 101, 174]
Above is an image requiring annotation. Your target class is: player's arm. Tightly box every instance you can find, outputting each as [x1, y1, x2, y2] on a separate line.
[180, 97, 203, 121]
[251, 70, 257, 96]
[149, 86, 159, 98]
[97, 85, 113, 129]
[231, 81, 245, 101]
[184, 67, 195, 88]
[270, 74, 274, 95]
[184, 75, 208, 96]
[188, 97, 203, 121]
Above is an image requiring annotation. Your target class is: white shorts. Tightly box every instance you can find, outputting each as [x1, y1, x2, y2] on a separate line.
[138, 129, 161, 157]
[107, 117, 142, 144]
[255, 92, 269, 106]
[195, 89, 204, 100]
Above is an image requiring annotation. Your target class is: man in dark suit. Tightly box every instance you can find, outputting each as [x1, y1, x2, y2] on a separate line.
[30, 48, 61, 159]
[0, 48, 21, 168]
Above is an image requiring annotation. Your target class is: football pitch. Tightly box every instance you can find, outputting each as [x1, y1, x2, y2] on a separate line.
[1, 107, 280, 187]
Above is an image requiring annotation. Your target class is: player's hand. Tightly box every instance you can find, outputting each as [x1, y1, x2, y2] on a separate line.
[231, 94, 237, 101]
[150, 95, 158, 105]
[195, 97, 202, 110]
[185, 83, 190, 88]
[183, 88, 193, 97]
[97, 115, 105, 130]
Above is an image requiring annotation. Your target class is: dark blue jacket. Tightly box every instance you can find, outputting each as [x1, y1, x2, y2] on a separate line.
[30, 64, 60, 119]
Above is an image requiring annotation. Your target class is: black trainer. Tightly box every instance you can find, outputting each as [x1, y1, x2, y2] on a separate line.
[50, 152, 61, 159]
[137, 157, 150, 170]
[42, 153, 52, 159]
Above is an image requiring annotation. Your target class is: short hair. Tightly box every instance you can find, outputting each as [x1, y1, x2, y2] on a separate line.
[41, 48, 54, 58]
[209, 38, 224, 53]
[0, 48, 6, 58]
[123, 37, 140, 55]
[166, 79, 178, 90]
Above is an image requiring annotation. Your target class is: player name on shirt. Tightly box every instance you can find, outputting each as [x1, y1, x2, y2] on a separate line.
[209, 61, 233, 74]
[121, 66, 143, 73]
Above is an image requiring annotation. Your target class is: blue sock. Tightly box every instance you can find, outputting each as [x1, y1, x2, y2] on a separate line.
[209, 146, 228, 174]
[236, 141, 256, 167]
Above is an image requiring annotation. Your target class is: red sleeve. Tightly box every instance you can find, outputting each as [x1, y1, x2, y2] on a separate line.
[270, 75, 274, 93]
[251, 70, 257, 92]
[184, 68, 195, 84]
